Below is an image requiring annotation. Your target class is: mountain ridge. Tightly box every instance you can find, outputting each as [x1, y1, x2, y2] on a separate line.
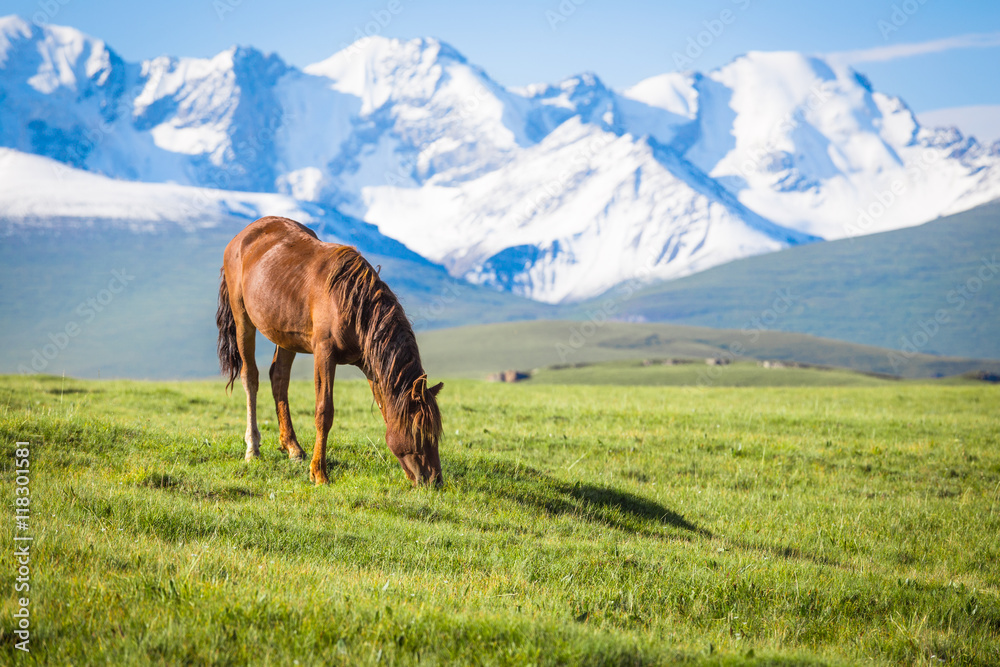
[2, 15, 999, 303]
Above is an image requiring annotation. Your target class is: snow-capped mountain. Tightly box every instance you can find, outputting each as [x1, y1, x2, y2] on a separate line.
[2, 15, 999, 303]
[627, 51, 1000, 240]
[0, 147, 430, 267]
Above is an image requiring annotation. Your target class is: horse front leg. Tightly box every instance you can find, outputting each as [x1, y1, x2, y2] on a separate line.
[310, 345, 335, 485]
[237, 322, 261, 461]
[270, 346, 305, 460]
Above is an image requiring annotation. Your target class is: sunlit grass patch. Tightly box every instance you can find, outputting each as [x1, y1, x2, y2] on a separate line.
[1, 375, 998, 664]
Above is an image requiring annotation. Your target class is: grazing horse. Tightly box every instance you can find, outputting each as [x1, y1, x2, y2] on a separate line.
[216, 216, 443, 486]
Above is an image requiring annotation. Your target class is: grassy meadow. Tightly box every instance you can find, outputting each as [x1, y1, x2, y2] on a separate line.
[412, 321, 1000, 382]
[525, 360, 898, 387]
[1, 373, 999, 664]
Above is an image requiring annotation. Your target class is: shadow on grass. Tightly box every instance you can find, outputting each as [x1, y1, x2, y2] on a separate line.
[565, 480, 711, 537]
[46, 387, 95, 395]
[449, 458, 712, 539]
[726, 537, 846, 569]
[446, 459, 852, 570]
[134, 470, 258, 501]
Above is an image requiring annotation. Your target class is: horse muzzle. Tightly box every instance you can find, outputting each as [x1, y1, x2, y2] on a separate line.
[399, 453, 443, 488]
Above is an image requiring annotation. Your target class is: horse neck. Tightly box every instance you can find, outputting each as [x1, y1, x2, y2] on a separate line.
[357, 303, 423, 429]
[331, 249, 425, 430]
[364, 328, 441, 451]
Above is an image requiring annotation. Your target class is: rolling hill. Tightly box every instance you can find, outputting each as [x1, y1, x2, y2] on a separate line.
[0, 224, 550, 379]
[411, 320, 1000, 382]
[575, 201, 1000, 363]
[2, 202, 997, 380]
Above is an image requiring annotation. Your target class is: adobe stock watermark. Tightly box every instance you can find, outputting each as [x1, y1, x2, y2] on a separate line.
[410, 281, 466, 332]
[37, 79, 147, 182]
[546, 0, 587, 31]
[30, 0, 73, 27]
[888, 255, 997, 372]
[177, 108, 288, 218]
[456, 84, 496, 121]
[212, 0, 243, 20]
[383, 153, 418, 188]
[35, 76, 290, 205]
[697, 288, 797, 386]
[515, 132, 616, 226]
[18, 269, 134, 374]
[12, 441, 33, 653]
[878, 0, 931, 40]
[672, 0, 753, 71]
[554, 243, 693, 362]
[555, 298, 621, 362]
[844, 148, 939, 239]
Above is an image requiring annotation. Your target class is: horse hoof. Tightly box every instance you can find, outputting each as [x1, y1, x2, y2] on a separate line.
[309, 469, 329, 485]
[289, 450, 307, 462]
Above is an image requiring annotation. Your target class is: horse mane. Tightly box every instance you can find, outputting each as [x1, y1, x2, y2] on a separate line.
[326, 246, 442, 450]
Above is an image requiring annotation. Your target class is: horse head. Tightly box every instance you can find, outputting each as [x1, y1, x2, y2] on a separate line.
[383, 374, 444, 487]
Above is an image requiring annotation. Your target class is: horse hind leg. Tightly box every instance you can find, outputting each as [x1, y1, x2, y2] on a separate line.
[270, 346, 305, 460]
[310, 345, 335, 485]
[236, 314, 262, 461]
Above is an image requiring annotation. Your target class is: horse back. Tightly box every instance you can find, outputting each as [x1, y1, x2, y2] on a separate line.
[223, 217, 355, 356]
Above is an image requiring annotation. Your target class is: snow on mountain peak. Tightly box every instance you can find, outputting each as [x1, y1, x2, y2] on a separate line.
[298, 33, 531, 202]
[667, 48, 1000, 240]
[522, 72, 610, 112]
[0, 14, 29, 31]
[304, 35, 466, 107]
[0, 15, 32, 65]
[0, 16, 120, 94]
[623, 72, 698, 119]
[2, 17, 999, 303]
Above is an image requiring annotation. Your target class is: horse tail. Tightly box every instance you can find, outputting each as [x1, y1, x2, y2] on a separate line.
[216, 269, 241, 392]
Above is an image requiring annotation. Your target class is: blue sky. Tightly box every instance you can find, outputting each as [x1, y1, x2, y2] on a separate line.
[9, 0, 1000, 111]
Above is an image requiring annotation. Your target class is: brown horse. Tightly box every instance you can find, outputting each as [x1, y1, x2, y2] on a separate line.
[216, 216, 443, 486]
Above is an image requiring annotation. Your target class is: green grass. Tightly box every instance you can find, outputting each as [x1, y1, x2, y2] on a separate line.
[525, 360, 901, 386]
[525, 359, 1000, 387]
[2, 375, 999, 665]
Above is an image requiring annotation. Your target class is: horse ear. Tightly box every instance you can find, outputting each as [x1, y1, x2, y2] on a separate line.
[429, 382, 444, 398]
[410, 374, 428, 401]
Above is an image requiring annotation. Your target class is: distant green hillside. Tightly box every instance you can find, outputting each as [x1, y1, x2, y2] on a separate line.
[574, 201, 1000, 365]
[0, 225, 549, 379]
[3, 201, 998, 380]
[525, 359, 995, 387]
[412, 320, 1000, 381]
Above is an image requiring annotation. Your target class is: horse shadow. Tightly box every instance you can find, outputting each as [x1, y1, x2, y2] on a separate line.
[445, 459, 853, 569]
[448, 458, 712, 539]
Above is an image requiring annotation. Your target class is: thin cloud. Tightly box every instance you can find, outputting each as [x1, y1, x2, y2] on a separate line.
[828, 31, 1000, 65]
